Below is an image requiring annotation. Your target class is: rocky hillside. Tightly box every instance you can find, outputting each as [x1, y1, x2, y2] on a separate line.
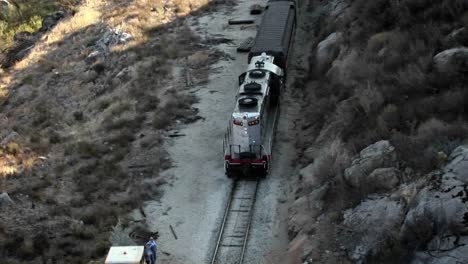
[290, 0, 468, 263]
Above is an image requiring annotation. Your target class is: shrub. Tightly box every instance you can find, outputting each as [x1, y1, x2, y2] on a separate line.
[17, 238, 36, 260]
[105, 128, 135, 148]
[48, 130, 61, 144]
[33, 233, 50, 253]
[73, 111, 84, 121]
[379, 104, 400, 131]
[355, 84, 384, 116]
[103, 111, 143, 131]
[391, 119, 468, 171]
[93, 240, 111, 258]
[72, 225, 95, 240]
[152, 109, 171, 129]
[76, 141, 106, 159]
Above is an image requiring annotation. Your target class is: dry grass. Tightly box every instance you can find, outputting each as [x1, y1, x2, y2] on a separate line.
[307, 0, 468, 167]
[0, 141, 37, 177]
[0, 0, 225, 262]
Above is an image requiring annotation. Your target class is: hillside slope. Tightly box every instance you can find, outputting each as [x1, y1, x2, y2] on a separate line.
[0, 0, 231, 262]
[289, 0, 468, 263]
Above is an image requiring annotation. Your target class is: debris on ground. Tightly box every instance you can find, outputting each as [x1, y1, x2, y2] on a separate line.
[228, 18, 255, 25]
[86, 27, 133, 63]
[250, 4, 264, 15]
[237, 37, 254, 52]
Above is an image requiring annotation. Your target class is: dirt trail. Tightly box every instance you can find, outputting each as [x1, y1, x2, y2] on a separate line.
[140, 0, 308, 262]
[143, 0, 263, 263]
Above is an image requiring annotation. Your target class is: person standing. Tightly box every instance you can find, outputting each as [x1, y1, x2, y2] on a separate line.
[144, 236, 157, 264]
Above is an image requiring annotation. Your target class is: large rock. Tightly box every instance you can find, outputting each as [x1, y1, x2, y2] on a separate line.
[338, 145, 468, 263]
[399, 186, 462, 245]
[315, 32, 343, 74]
[445, 145, 468, 184]
[445, 27, 468, 47]
[342, 196, 405, 262]
[298, 162, 323, 189]
[344, 140, 397, 188]
[433, 47, 468, 74]
[39, 11, 66, 32]
[0, 192, 14, 208]
[411, 236, 468, 264]
[401, 145, 468, 263]
[368, 167, 401, 190]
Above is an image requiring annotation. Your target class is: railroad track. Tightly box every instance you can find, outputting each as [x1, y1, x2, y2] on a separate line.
[210, 179, 260, 264]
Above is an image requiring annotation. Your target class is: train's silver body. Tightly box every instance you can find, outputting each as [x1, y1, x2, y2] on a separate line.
[223, 53, 283, 176]
[223, 0, 296, 177]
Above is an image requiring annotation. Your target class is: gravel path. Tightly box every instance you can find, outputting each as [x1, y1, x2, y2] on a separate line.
[143, 1, 265, 263]
[142, 0, 304, 262]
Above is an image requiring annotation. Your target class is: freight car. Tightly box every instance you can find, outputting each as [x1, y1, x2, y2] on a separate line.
[223, 0, 296, 177]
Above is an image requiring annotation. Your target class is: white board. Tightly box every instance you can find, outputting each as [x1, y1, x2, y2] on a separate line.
[104, 246, 144, 264]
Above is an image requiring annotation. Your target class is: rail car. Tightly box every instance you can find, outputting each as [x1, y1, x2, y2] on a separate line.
[223, 0, 296, 177]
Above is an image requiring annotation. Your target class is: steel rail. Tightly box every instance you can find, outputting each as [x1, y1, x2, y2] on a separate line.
[210, 180, 260, 264]
[210, 180, 238, 264]
[239, 180, 259, 263]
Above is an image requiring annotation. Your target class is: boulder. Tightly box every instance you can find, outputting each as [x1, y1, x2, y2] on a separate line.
[445, 27, 468, 47]
[368, 167, 401, 190]
[444, 145, 468, 184]
[433, 47, 468, 74]
[342, 195, 405, 262]
[39, 11, 66, 32]
[298, 162, 322, 189]
[344, 140, 397, 188]
[316, 32, 343, 74]
[399, 186, 461, 245]
[0, 192, 14, 208]
[400, 145, 468, 262]
[329, 0, 349, 19]
[411, 236, 468, 264]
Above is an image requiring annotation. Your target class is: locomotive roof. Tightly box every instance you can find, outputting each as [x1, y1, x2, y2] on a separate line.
[233, 55, 276, 115]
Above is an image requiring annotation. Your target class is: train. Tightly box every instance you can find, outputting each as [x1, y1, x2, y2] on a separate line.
[223, 0, 296, 177]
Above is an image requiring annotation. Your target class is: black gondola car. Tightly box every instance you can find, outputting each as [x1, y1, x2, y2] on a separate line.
[248, 0, 296, 69]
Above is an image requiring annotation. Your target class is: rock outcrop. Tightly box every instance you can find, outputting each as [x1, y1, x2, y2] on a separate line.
[367, 167, 401, 190]
[315, 32, 342, 74]
[0, 192, 13, 208]
[342, 196, 405, 262]
[342, 145, 468, 263]
[433, 47, 468, 75]
[445, 27, 468, 46]
[344, 140, 397, 190]
[402, 146, 468, 263]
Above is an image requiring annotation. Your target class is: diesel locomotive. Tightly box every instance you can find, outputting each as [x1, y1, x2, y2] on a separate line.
[223, 0, 296, 177]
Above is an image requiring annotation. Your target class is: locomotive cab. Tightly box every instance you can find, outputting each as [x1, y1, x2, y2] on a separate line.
[223, 53, 283, 177]
[223, 0, 295, 178]
[226, 112, 266, 176]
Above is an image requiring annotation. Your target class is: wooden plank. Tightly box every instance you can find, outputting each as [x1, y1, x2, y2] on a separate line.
[237, 37, 254, 53]
[169, 225, 178, 240]
[228, 19, 254, 25]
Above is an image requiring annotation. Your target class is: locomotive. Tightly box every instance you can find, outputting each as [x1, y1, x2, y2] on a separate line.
[223, 0, 296, 177]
